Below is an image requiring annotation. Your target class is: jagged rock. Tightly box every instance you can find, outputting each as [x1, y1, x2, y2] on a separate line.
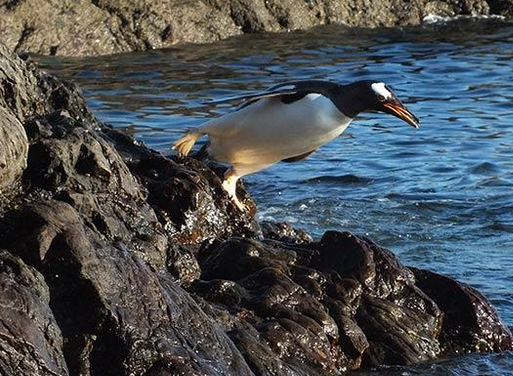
[261, 221, 313, 244]
[0, 250, 68, 376]
[132, 153, 258, 244]
[3, 200, 252, 376]
[0, 40, 510, 376]
[0, 43, 33, 190]
[0, 106, 27, 190]
[413, 268, 513, 354]
[0, 43, 40, 118]
[0, 0, 512, 56]
[192, 232, 443, 373]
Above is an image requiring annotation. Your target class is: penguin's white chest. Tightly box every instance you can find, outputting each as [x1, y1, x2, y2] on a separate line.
[203, 94, 352, 171]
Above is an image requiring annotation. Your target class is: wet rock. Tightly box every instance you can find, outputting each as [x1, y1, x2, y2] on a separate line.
[261, 221, 313, 244]
[0, 39, 511, 376]
[413, 268, 513, 354]
[132, 153, 259, 244]
[193, 232, 447, 372]
[101, 126, 259, 244]
[24, 111, 141, 198]
[1, 0, 513, 56]
[3, 200, 252, 376]
[0, 250, 68, 376]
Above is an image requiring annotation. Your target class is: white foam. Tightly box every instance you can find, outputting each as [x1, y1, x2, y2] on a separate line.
[423, 13, 505, 25]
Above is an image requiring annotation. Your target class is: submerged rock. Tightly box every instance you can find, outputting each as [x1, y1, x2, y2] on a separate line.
[0, 41, 510, 376]
[1, 0, 513, 56]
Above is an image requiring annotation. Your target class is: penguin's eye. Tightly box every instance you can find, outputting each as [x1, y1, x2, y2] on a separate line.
[377, 95, 386, 102]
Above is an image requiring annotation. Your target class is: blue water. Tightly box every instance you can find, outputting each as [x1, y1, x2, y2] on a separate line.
[40, 18, 513, 375]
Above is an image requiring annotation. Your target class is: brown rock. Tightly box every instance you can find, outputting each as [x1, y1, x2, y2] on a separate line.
[0, 250, 68, 376]
[0, 0, 511, 56]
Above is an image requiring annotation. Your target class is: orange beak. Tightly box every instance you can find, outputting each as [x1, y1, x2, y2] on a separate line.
[383, 102, 420, 128]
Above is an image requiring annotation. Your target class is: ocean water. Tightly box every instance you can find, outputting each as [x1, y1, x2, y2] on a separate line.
[39, 18, 513, 375]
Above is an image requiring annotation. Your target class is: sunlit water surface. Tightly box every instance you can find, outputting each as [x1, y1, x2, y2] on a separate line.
[40, 19, 513, 376]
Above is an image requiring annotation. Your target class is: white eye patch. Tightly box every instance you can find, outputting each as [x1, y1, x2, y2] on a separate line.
[371, 82, 392, 99]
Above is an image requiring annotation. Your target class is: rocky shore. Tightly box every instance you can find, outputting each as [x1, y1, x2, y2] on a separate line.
[0, 42, 511, 376]
[0, 0, 512, 56]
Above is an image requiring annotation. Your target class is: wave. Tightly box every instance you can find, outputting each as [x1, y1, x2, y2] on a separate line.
[423, 13, 506, 25]
[304, 174, 374, 185]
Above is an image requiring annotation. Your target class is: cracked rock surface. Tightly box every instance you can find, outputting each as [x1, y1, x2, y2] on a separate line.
[0, 41, 511, 376]
[1, 0, 513, 56]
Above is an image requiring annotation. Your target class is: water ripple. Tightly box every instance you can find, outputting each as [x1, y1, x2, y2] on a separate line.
[304, 174, 374, 185]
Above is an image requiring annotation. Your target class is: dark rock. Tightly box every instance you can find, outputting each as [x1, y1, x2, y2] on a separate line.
[0, 40, 511, 376]
[192, 232, 448, 372]
[132, 153, 259, 244]
[488, 0, 513, 15]
[261, 221, 313, 244]
[3, 200, 252, 376]
[0, 249, 68, 376]
[0, 40, 258, 376]
[1, 0, 513, 56]
[413, 268, 513, 354]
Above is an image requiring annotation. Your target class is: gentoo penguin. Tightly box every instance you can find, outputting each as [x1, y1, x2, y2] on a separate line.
[173, 80, 419, 210]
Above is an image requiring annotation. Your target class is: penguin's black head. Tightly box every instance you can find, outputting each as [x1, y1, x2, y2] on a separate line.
[340, 80, 420, 128]
[368, 81, 420, 128]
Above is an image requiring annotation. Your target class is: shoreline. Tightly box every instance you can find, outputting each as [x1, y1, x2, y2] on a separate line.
[1, 0, 513, 57]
